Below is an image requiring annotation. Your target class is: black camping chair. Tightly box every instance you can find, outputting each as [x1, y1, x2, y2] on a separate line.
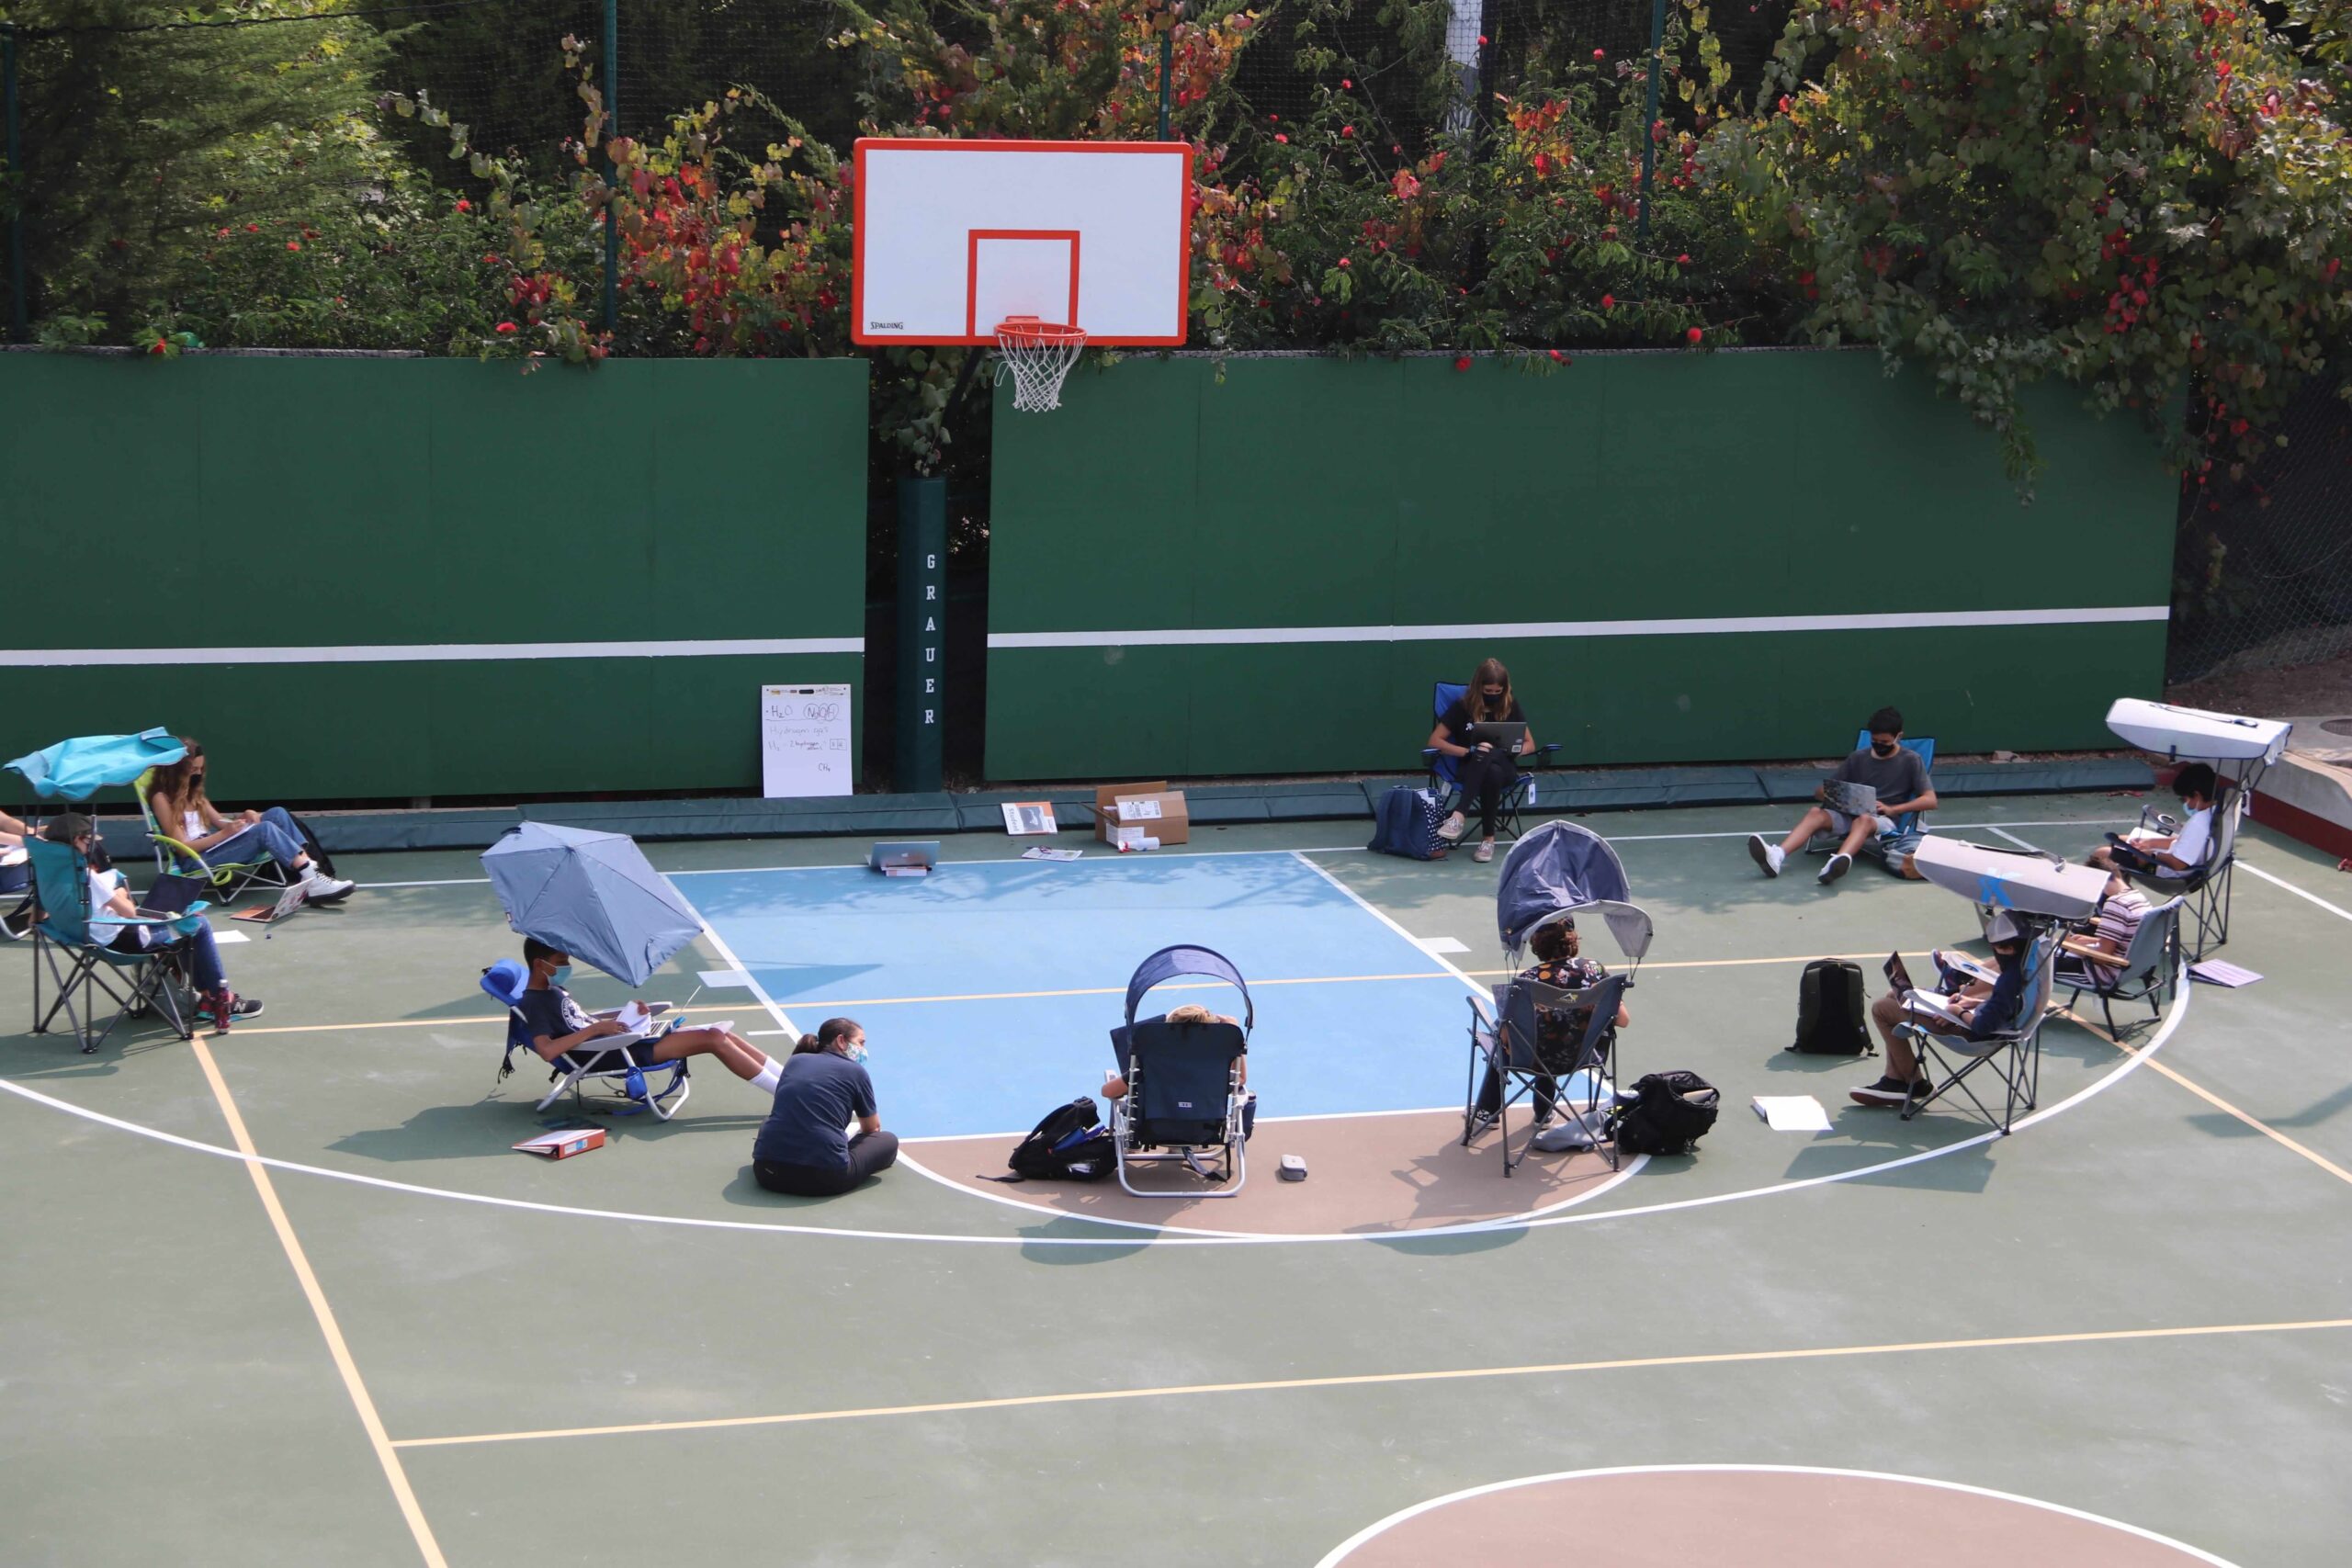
[1894, 928, 2059, 1135]
[1107, 944, 1254, 1199]
[1464, 971, 1626, 1176]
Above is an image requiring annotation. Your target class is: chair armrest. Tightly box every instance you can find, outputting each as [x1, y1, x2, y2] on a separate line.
[2060, 937, 2109, 963]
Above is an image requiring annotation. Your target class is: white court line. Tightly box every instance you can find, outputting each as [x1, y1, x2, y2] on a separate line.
[2236, 859, 2352, 924]
[336, 818, 2133, 889]
[661, 887, 800, 1050]
[1288, 850, 1488, 998]
[1313, 1464, 2239, 1568]
[0, 966, 2186, 1248]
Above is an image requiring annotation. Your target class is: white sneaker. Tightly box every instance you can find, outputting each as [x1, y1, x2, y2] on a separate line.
[1747, 835, 1784, 878]
[1818, 852, 1852, 886]
[302, 865, 357, 901]
[1436, 811, 1467, 842]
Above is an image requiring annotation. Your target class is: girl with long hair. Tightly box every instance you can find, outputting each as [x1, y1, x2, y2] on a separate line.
[1426, 657, 1537, 863]
[148, 739, 355, 901]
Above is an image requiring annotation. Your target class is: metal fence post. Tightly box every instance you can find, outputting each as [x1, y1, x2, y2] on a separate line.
[1637, 0, 1667, 243]
[602, 0, 618, 335]
[4, 21, 26, 344]
[1157, 28, 1172, 141]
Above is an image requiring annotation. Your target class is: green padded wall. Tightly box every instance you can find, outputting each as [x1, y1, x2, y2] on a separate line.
[1, 355, 867, 800]
[986, 351, 2176, 780]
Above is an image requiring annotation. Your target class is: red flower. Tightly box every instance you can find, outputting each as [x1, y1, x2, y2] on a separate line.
[1548, 348, 1566, 363]
[481, 254, 500, 265]
[495, 321, 517, 335]
[244, 223, 259, 232]
[1340, 79, 1352, 89]
[1676, 253, 1690, 265]
[1685, 326, 1703, 344]
[286, 241, 301, 252]
[215, 227, 231, 239]
[1600, 293, 1614, 310]
[1274, 133, 1288, 144]
[2326, 258, 2342, 281]
[1341, 125, 1355, 138]
[148, 339, 168, 356]
[455, 198, 472, 213]
[1337, 257, 1350, 267]
[1453, 355, 1473, 371]
[1593, 48, 1606, 60]
[1477, 34, 1487, 46]
[1777, 95, 1792, 114]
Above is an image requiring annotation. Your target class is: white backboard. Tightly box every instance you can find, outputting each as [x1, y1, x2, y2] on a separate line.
[852, 139, 1193, 346]
[760, 683, 852, 798]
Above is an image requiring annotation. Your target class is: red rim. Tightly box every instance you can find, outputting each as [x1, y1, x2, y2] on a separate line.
[995, 317, 1087, 346]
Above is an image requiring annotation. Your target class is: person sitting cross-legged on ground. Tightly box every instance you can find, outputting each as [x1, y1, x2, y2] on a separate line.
[1748, 705, 1939, 886]
[1469, 919, 1631, 1135]
[148, 739, 356, 902]
[515, 936, 786, 1095]
[45, 813, 262, 1031]
[752, 1017, 899, 1198]
[1852, 912, 2030, 1106]
[2087, 763, 2218, 883]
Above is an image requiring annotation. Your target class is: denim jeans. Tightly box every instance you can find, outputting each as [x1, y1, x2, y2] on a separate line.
[109, 919, 228, 993]
[199, 807, 307, 871]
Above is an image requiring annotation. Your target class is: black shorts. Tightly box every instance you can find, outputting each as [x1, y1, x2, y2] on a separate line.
[557, 1041, 662, 1074]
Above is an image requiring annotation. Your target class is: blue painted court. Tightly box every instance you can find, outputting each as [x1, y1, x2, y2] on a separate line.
[687, 851, 1474, 1137]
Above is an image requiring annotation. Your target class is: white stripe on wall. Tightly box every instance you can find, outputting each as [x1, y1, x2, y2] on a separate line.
[987, 605, 2169, 650]
[0, 637, 865, 669]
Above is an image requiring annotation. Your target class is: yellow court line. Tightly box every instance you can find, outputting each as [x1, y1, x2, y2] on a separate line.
[391, 1314, 2352, 1450]
[2057, 1006, 2352, 1190]
[187, 1036, 449, 1567]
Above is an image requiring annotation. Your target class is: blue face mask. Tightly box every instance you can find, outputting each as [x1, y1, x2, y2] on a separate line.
[549, 964, 571, 985]
[843, 1043, 869, 1065]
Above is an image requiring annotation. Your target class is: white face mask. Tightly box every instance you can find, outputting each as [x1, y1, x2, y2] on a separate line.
[842, 1042, 869, 1065]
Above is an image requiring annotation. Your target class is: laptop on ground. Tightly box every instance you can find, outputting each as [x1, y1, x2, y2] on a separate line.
[869, 841, 939, 877]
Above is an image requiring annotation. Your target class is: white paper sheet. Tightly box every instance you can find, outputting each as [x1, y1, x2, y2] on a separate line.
[1751, 1095, 1833, 1132]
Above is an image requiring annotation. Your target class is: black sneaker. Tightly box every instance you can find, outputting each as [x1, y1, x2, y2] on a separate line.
[1466, 1109, 1499, 1136]
[1849, 1076, 1912, 1106]
[197, 994, 265, 1023]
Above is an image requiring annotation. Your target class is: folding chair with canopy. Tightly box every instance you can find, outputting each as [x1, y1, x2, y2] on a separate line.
[1466, 821, 1655, 1174]
[2104, 698, 2291, 959]
[24, 837, 198, 1053]
[1421, 680, 1560, 845]
[6, 728, 188, 941]
[1899, 837, 2119, 1133]
[1106, 944, 1255, 1198]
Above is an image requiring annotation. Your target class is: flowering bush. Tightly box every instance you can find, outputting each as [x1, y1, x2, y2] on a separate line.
[1704, 0, 2352, 486]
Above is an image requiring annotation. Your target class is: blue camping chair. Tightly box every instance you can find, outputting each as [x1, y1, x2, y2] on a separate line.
[483, 959, 689, 1121]
[25, 837, 198, 1053]
[1422, 681, 1560, 844]
[7, 729, 191, 943]
[1893, 927, 2058, 1134]
[1106, 945, 1254, 1198]
[1808, 730, 1936, 865]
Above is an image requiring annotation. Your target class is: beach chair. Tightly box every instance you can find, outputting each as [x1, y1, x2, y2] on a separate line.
[1464, 971, 1627, 1176]
[482, 959, 688, 1121]
[1894, 930, 2058, 1134]
[2117, 783, 2243, 961]
[1422, 681, 1559, 844]
[136, 768, 293, 904]
[1808, 731, 1936, 865]
[2060, 896, 2182, 1039]
[25, 837, 197, 1053]
[1106, 945, 1254, 1198]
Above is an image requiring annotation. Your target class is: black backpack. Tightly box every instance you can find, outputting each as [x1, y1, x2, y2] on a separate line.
[1790, 959, 1874, 1055]
[1002, 1096, 1115, 1182]
[1607, 1071, 1721, 1156]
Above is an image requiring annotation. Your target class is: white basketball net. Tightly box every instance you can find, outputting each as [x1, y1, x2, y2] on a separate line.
[994, 317, 1087, 412]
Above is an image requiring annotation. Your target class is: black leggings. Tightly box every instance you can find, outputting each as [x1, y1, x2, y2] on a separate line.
[1477, 1064, 1555, 1119]
[1454, 750, 1518, 840]
[754, 1131, 900, 1197]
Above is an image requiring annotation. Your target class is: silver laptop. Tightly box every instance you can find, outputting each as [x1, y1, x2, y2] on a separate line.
[1822, 779, 1879, 818]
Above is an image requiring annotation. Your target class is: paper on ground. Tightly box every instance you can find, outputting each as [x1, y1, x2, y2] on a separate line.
[1415, 936, 1471, 954]
[210, 929, 251, 944]
[1021, 846, 1084, 862]
[1751, 1095, 1833, 1132]
[698, 969, 752, 988]
[2189, 960, 2264, 987]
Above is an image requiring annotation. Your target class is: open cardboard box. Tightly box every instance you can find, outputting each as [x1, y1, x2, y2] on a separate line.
[1091, 781, 1191, 846]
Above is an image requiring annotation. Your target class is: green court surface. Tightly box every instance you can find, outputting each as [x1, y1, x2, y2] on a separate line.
[5, 794, 2350, 1566]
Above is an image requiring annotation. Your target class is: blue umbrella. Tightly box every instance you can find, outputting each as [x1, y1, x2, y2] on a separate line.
[480, 822, 704, 987]
[6, 728, 187, 801]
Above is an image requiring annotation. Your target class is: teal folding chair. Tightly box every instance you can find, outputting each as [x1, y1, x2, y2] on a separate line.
[25, 838, 198, 1053]
[1808, 731, 1936, 866]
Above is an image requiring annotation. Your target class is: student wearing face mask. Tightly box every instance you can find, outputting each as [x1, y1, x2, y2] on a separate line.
[147, 739, 356, 901]
[1747, 705, 1937, 886]
[1852, 911, 2032, 1105]
[1428, 657, 1538, 864]
[752, 1017, 899, 1196]
[514, 936, 786, 1091]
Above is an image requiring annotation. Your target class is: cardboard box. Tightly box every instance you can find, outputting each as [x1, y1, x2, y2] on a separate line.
[1092, 782, 1190, 846]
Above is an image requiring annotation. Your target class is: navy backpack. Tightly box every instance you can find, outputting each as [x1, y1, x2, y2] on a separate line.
[1369, 786, 1447, 861]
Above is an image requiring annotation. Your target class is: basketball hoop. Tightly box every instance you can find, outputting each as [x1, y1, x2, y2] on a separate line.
[994, 317, 1087, 412]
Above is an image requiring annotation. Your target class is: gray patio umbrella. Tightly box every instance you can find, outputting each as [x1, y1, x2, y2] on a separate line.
[480, 822, 703, 987]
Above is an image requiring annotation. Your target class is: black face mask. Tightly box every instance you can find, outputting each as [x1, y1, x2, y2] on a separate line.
[1871, 740, 1897, 758]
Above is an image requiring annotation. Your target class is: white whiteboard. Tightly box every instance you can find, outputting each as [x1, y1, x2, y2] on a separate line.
[761, 684, 853, 798]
